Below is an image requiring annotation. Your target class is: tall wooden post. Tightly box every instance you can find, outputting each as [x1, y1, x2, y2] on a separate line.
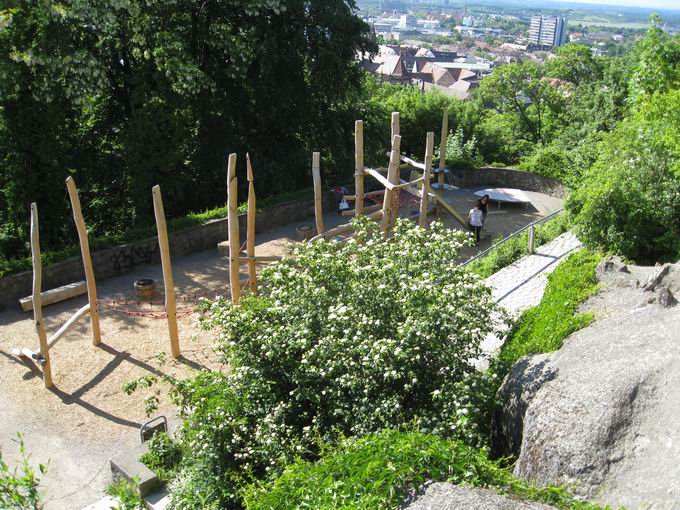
[65, 177, 101, 346]
[391, 111, 400, 140]
[246, 154, 257, 293]
[30, 204, 53, 388]
[312, 152, 325, 236]
[436, 109, 449, 218]
[152, 185, 180, 359]
[227, 153, 241, 304]
[381, 134, 402, 235]
[419, 132, 435, 228]
[438, 109, 449, 187]
[354, 121, 365, 217]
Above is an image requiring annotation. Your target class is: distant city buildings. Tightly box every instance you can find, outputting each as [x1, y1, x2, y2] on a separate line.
[528, 16, 568, 49]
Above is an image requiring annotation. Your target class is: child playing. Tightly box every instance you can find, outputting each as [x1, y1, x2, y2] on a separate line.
[468, 201, 484, 244]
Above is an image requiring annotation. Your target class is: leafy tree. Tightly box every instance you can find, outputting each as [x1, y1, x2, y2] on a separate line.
[0, 0, 374, 258]
[629, 17, 680, 99]
[480, 61, 566, 146]
[567, 90, 680, 263]
[544, 43, 602, 84]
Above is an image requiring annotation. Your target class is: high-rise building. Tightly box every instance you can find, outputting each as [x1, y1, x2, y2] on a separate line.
[528, 16, 568, 49]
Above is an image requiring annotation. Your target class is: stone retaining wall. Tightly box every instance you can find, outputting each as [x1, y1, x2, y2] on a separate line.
[0, 192, 335, 310]
[448, 167, 567, 198]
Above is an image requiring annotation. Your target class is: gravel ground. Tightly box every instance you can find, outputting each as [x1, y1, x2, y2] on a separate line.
[0, 189, 562, 509]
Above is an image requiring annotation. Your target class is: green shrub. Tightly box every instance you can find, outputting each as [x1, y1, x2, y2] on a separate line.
[105, 477, 144, 510]
[0, 435, 45, 510]
[140, 432, 182, 483]
[468, 213, 569, 279]
[498, 250, 602, 368]
[163, 218, 503, 508]
[567, 90, 680, 264]
[244, 429, 609, 510]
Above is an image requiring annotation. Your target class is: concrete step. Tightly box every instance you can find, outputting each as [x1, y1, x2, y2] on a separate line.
[109, 443, 160, 497]
[144, 487, 170, 510]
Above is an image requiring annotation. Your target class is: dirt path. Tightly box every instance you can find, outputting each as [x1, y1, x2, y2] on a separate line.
[0, 191, 561, 509]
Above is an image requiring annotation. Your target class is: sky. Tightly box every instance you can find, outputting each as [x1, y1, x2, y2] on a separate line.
[558, 0, 680, 9]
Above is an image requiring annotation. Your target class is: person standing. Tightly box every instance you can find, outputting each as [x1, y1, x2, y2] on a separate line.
[479, 194, 489, 226]
[468, 201, 484, 244]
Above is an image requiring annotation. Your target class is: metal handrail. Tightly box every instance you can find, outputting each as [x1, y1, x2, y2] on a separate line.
[461, 208, 564, 267]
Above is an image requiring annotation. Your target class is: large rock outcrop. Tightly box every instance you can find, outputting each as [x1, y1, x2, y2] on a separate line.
[403, 482, 557, 510]
[492, 258, 680, 509]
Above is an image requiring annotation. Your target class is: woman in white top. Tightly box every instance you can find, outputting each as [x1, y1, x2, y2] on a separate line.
[468, 201, 484, 244]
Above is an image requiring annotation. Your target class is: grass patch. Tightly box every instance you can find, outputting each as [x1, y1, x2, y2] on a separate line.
[105, 477, 144, 510]
[467, 213, 569, 279]
[244, 429, 609, 510]
[498, 249, 602, 368]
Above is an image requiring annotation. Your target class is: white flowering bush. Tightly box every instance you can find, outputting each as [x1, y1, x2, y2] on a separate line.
[165, 218, 502, 509]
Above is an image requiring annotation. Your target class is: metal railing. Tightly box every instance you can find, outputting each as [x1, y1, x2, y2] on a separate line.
[461, 208, 564, 267]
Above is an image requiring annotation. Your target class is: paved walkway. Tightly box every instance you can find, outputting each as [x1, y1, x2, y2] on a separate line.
[479, 232, 582, 358]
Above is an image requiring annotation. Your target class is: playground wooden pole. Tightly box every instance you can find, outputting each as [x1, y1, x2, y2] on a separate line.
[65, 176, 101, 346]
[246, 154, 257, 293]
[439, 109, 448, 177]
[437, 109, 449, 218]
[30, 204, 53, 388]
[381, 134, 402, 234]
[312, 152, 325, 236]
[152, 185, 180, 359]
[354, 121, 365, 217]
[419, 132, 435, 228]
[227, 153, 241, 304]
[391, 111, 400, 140]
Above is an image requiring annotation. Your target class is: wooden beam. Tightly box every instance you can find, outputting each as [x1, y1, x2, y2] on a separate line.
[19, 281, 87, 312]
[381, 135, 402, 234]
[30, 203, 53, 388]
[312, 152, 325, 236]
[399, 154, 426, 171]
[47, 303, 90, 349]
[341, 203, 382, 217]
[309, 209, 384, 242]
[420, 132, 435, 228]
[65, 177, 101, 346]
[354, 120, 365, 217]
[246, 154, 257, 293]
[227, 153, 241, 304]
[391, 111, 400, 140]
[152, 185, 180, 359]
[366, 168, 397, 190]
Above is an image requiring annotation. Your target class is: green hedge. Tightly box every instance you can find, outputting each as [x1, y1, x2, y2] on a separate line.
[0, 188, 315, 278]
[244, 429, 608, 510]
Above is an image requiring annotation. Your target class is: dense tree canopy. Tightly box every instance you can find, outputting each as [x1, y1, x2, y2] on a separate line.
[0, 0, 374, 257]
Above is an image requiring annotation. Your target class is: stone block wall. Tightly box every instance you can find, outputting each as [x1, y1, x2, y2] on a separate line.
[448, 167, 567, 198]
[0, 191, 335, 310]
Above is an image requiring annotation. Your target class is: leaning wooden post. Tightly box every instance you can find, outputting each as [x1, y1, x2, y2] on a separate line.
[30, 204, 53, 388]
[312, 152, 325, 236]
[419, 132, 435, 228]
[246, 154, 257, 293]
[381, 134, 402, 235]
[152, 185, 180, 359]
[354, 121, 365, 217]
[65, 177, 101, 346]
[227, 153, 241, 304]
